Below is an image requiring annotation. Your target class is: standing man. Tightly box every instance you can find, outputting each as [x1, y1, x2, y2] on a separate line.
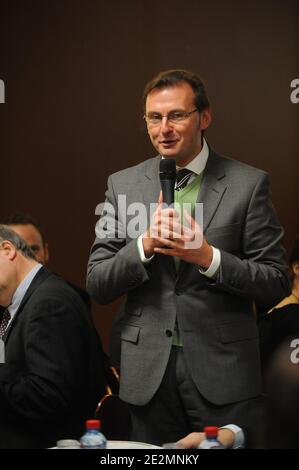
[87, 69, 289, 445]
[0, 225, 105, 448]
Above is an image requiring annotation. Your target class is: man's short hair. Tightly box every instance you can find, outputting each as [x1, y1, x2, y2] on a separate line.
[0, 213, 47, 246]
[143, 69, 210, 112]
[0, 225, 36, 260]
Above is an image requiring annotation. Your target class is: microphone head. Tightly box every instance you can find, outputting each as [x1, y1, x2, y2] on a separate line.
[159, 158, 176, 179]
[159, 158, 176, 205]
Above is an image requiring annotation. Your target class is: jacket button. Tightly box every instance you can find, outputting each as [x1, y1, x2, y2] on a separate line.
[165, 329, 173, 337]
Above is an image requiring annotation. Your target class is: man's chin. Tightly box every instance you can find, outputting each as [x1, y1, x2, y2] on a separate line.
[159, 148, 179, 159]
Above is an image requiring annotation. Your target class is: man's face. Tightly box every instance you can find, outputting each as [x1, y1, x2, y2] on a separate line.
[8, 224, 49, 264]
[145, 82, 211, 166]
[0, 241, 18, 307]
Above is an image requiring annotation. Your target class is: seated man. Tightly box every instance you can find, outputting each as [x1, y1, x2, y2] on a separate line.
[1, 213, 120, 396]
[0, 225, 106, 449]
[1, 213, 91, 309]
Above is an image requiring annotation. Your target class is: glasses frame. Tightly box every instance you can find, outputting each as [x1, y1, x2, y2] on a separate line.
[144, 108, 198, 126]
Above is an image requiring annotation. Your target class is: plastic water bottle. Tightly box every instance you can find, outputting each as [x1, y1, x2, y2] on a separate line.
[198, 426, 225, 449]
[80, 419, 107, 449]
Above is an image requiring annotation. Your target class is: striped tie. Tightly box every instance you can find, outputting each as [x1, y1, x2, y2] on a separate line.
[175, 169, 193, 191]
[0, 309, 11, 337]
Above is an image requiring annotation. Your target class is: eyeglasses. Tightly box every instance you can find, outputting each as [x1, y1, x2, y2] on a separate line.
[144, 109, 198, 126]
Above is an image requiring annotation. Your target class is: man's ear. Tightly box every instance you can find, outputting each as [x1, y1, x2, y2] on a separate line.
[44, 243, 50, 264]
[199, 107, 212, 131]
[1, 240, 17, 261]
[292, 262, 299, 278]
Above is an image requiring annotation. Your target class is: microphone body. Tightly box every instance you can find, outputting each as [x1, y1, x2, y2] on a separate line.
[159, 158, 176, 206]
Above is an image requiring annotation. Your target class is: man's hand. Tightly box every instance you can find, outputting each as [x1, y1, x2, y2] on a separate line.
[142, 192, 169, 257]
[177, 429, 235, 449]
[142, 192, 213, 268]
[177, 432, 206, 449]
[154, 208, 213, 269]
[142, 192, 187, 257]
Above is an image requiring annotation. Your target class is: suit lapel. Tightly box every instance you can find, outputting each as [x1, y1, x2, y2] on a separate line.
[141, 156, 161, 210]
[198, 149, 227, 233]
[3, 267, 52, 343]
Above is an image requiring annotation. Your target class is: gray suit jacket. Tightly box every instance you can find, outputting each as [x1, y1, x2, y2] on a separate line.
[87, 149, 290, 406]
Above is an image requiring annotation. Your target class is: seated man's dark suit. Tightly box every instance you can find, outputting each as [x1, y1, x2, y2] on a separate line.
[0, 266, 106, 449]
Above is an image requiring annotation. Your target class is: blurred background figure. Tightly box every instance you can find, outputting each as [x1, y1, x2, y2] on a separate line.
[1, 213, 90, 309]
[259, 239, 299, 369]
[262, 340, 299, 449]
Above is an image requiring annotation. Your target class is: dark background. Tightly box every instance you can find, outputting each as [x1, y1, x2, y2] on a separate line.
[0, 0, 298, 350]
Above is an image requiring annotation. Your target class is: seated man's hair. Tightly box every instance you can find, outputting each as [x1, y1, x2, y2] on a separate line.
[0, 225, 36, 260]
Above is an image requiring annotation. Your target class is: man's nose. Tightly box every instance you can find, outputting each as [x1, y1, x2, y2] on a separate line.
[160, 116, 173, 133]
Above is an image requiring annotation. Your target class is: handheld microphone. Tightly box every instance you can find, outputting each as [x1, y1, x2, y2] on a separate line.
[159, 158, 176, 206]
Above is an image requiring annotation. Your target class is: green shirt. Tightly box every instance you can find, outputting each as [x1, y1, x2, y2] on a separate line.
[172, 173, 203, 346]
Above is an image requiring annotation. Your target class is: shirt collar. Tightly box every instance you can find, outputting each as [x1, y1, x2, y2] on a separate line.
[7, 264, 43, 320]
[177, 138, 209, 175]
[161, 138, 209, 175]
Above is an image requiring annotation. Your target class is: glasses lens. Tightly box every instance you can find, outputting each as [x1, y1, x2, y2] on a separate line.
[145, 109, 196, 125]
[146, 113, 161, 124]
[168, 111, 187, 122]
